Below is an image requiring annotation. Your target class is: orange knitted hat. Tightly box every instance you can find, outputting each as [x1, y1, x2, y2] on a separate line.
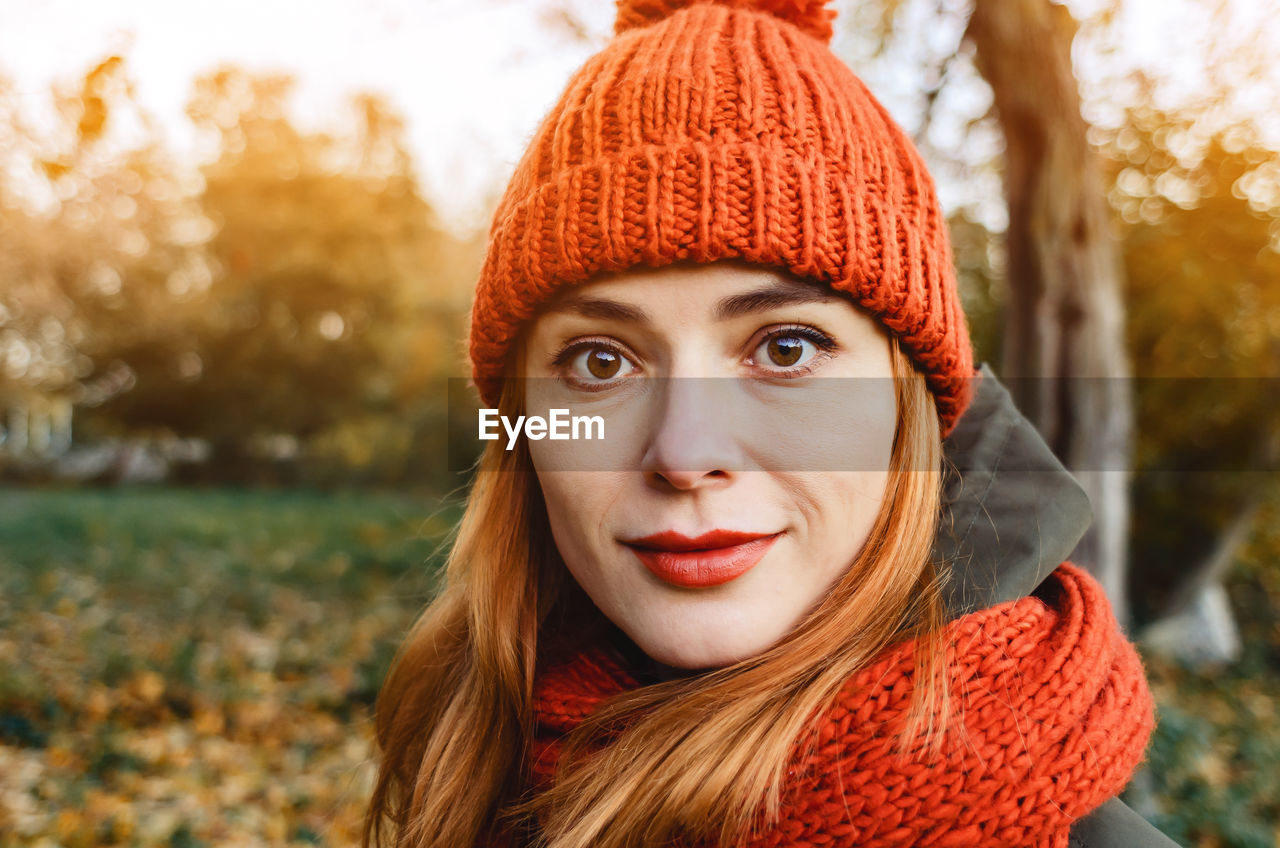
[468, 0, 976, 437]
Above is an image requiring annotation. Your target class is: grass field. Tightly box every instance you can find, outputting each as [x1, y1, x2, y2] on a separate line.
[0, 486, 458, 847]
[1, 485, 1277, 847]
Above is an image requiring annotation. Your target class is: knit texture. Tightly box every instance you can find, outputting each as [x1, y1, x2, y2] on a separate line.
[527, 564, 1156, 847]
[468, 0, 976, 437]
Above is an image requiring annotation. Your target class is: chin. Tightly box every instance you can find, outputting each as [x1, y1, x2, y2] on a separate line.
[631, 621, 776, 671]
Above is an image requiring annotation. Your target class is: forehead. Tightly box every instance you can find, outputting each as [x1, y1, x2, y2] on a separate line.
[538, 262, 848, 324]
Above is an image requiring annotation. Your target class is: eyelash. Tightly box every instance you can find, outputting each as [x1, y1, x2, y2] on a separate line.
[548, 324, 839, 385]
[549, 336, 628, 370]
[750, 324, 838, 376]
[546, 336, 630, 393]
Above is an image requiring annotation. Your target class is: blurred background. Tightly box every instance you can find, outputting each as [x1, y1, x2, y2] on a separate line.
[1, 0, 1277, 845]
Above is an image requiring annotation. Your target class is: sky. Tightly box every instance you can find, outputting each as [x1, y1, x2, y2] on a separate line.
[1, 0, 1276, 237]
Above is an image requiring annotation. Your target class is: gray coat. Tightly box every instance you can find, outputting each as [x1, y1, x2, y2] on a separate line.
[933, 362, 1181, 848]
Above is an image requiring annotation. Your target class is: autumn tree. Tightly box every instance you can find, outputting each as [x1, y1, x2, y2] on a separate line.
[104, 68, 441, 477]
[0, 58, 210, 445]
[1095, 104, 1280, 633]
[851, 0, 1280, 649]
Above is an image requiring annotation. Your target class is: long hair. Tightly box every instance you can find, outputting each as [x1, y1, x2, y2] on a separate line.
[364, 330, 950, 848]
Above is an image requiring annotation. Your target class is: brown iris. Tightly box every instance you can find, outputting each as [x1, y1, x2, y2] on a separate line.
[766, 336, 804, 367]
[586, 348, 621, 379]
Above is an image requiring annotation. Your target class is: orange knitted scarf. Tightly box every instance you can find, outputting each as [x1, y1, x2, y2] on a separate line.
[527, 564, 1156, 847]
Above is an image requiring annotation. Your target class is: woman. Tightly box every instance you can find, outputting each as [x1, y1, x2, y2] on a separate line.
[365, 2, 1176, 846]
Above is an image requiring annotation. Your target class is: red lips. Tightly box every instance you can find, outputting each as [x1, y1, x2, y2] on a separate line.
[622, 529, 783, 588]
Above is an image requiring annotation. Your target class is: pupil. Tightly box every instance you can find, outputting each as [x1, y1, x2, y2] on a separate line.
[767, 337, 803, 367]
[587, 349, 620, 379]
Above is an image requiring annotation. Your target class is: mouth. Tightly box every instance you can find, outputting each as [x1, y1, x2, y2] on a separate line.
[621, 529, 784, 588]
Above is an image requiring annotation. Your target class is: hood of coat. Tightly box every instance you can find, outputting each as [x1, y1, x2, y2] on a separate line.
[932, 362, 1094, 619]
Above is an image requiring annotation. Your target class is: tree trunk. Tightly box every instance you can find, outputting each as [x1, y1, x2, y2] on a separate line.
[966, 0, 1135, 630]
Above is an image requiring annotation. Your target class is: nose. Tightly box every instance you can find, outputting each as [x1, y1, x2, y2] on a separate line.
[640, 378, 745, 491]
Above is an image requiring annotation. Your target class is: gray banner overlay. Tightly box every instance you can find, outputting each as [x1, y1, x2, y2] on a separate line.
[445, 377, 1280, 473]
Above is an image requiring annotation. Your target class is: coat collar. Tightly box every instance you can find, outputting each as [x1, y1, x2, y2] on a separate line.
[932, 362, 1094, 619]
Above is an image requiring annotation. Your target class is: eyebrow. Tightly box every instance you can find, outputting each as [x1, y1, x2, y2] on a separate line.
[549, 279, 844, 325]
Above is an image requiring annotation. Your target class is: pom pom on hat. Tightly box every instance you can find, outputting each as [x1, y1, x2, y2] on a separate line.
[615, 0, 839, 43]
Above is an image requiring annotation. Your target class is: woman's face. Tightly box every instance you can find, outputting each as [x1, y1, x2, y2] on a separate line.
[520, 261, 896, 671]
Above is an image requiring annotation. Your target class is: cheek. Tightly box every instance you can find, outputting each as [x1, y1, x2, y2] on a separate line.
[816, 469, 890, 522]
[534, 469, 626, 564]
[837, 470, 892, 514]
[820, 378, 897, 472]
[737, 379, 896, 474]
[788, 469, 891, 570]
[536, 470, 589, 538]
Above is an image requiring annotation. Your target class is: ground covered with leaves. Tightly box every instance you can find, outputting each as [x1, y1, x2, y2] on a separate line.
[1139, 482, 1280, 848]
[1, 486, 1277, 847]
[0, 486, 454, 847]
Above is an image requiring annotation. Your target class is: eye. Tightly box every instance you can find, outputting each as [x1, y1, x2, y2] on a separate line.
[750, 325, 837, 375]
[762, 335, 809, 367]
[552, 340, 638, 387]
